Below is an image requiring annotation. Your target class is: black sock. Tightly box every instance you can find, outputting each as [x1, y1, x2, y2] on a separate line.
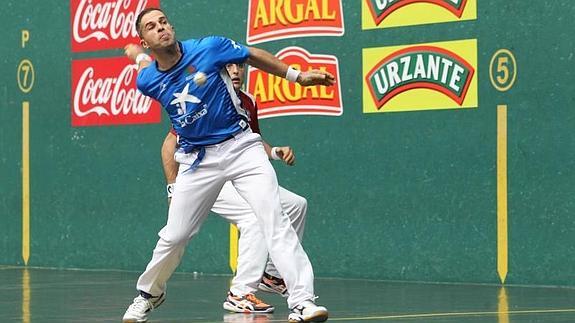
[139, 290, 153, 299]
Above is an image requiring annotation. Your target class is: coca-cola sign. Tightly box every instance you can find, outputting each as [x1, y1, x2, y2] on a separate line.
[71, 56, 161, 126]
[70, 0, 160, 52]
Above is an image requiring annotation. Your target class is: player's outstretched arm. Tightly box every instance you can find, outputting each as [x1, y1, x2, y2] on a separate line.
[124, 43, 152, 71]
[247, 47, 335, 87]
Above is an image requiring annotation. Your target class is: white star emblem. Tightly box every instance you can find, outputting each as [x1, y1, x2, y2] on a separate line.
[170, 83, 201, 115]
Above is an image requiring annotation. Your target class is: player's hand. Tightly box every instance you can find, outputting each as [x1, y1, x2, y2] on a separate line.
[297, 70, 335, 87]
[124, 44, 145, 62]
[276, 146, 295, 166]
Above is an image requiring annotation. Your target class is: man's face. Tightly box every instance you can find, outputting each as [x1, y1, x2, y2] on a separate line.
[139, 10, 176, 49]
[226, 63, 246, 92]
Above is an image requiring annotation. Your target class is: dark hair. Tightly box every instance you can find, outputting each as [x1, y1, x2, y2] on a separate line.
[135, 7, 165, 37]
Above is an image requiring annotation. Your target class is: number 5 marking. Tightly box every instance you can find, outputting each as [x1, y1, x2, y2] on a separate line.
[490, 49, 517, 92]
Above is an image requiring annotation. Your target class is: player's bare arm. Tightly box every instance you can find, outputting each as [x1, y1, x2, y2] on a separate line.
[247, 47, 335, 87]
[161, 132, 178, 184]
[161, 132, 178, 203]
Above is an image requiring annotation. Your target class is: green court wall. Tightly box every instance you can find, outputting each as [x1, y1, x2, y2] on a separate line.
[1, 1, 574, 287]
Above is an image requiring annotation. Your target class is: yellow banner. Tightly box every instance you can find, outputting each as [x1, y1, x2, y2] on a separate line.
[362, 0, 476, 30]
[363, 39, 478, 113]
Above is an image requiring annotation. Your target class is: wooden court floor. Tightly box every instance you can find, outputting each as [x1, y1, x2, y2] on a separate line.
[2, 266, 575, 322]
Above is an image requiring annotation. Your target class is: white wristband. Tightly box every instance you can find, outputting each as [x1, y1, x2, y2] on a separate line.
[270, 147, 281, 160]
[285, 66, 300, 83]
[166, 183, 175, 198]
[136, 53, 151, 65]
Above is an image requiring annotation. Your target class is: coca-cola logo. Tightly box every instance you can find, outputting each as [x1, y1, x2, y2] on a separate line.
[71, 57, 161, 126]
[70, 0, 160, 52]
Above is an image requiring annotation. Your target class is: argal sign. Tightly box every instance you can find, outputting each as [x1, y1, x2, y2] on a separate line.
[246, 47, 342, 118]
[246, 0, 344, 44]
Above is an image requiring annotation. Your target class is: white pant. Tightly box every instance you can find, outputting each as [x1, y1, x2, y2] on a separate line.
[136, 129, 314, 308]
[212, 182, 307, 296]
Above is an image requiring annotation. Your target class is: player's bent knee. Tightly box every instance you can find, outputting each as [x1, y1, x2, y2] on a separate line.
[295, 196, 308, 213]
[236, 218, 259, 234]
[160, 228, 197, 246]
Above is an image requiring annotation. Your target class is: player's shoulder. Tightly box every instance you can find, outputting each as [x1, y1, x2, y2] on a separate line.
[181, 38, 198, 47]
[136, 64, 156, 90]
[138, 63, 154, 77]
[199, 35, 228, 42]
[194, 35, 236, 49]
[180, 38, 199, 52]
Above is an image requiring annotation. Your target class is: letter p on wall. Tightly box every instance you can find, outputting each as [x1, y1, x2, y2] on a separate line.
[22, 30, 30, 48]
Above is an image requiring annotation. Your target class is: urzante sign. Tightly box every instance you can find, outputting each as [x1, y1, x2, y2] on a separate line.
[362, 0, 476, 30]
[363, 39, 478, 113]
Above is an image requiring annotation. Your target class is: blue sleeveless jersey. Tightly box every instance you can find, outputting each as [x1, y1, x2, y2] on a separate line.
[137, 37, 250, 152]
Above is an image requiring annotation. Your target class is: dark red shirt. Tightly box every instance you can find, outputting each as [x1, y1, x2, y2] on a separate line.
[238, 90, 260, 134]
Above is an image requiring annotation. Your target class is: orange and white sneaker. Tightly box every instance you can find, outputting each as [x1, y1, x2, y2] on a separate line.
[223, 291, 275, 314]
[288, 300, 328, 322]
[258, 272, 288, 296]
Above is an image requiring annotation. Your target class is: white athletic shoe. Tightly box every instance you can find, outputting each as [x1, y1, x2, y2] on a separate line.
[288, 300, 329, 323]
[122, 293, 166, 322]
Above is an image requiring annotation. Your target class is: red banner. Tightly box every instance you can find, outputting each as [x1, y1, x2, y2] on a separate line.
[71, 56, 161, 126]
[71, 0, 160, 52]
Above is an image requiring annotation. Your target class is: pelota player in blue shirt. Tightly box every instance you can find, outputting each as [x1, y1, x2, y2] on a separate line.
[122, 7, 334, 323]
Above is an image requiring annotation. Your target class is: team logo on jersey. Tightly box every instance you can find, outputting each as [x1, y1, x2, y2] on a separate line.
[362, 0, 476, 30]
[363, 39, 477, 113]
[246, 46, 342, 118]
[71, 56, 161, 126]
[246, 0, 344, 45]
[170, 83, 201, 115]
[186, 65, 197, 75]
[70, 0, 161, 52]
